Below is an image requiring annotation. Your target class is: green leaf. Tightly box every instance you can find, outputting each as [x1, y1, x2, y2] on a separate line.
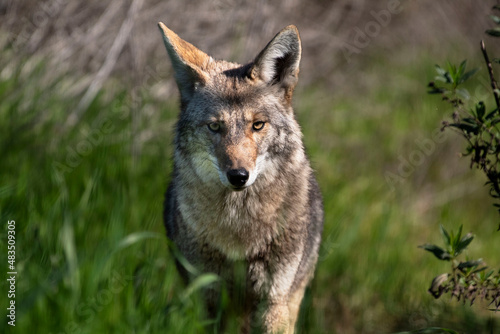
[439, 224, 451, 246]
[446, 61, 460, 86]
[434, 75, 451, 84]
[451, 224, 464, 247]
[419, 244, 452, 260]
[455, 232, 474, 256]
[449, 123, 479, 135]
[446, 61, 456, 75]
[486, 28, 500, 37]
[114, 231, 162, 253]
[180, 273, 220, 303]
[434, 65, 453, 84]
[462, 117, 478, 125]
[456, 224, 463, 242]
[491, 15, 500, 24]
[459, 68, 479, 84]
[480, 269, 495, 280]
[457, 60, 467, 78]
[476, 101, 486, 120]
[435, 64, 447, 76]
[456, 88, 470, 100]
[457, 259, 482, 270]
[471, 266, 488, 275]
[485, 108, 498, 120]
[450, 225, 463, 253]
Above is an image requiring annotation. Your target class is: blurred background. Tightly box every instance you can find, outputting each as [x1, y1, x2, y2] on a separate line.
[1, 0, 500, 333]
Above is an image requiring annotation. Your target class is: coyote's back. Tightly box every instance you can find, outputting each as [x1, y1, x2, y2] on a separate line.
[158, 22, 323, 334]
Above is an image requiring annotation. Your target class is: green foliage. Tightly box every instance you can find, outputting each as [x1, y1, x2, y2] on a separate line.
[431, 60, 478, 92]
[428, 58, 500, 230]
[420, 225, 500, 310]
[486, 6, 500, 37]
[423, 7, 500, 316]
[428, 8, 500, 231]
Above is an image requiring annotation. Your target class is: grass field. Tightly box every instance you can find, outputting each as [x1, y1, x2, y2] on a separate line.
[1, 33, 500, 334]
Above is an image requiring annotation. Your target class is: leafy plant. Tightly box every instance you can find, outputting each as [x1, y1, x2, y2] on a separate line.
[420, 225, 500, 310]
[422, 7, 500, 312]
[486, 5, 500, 37]
[428, 60, 478, 102]
[427, 12, 500, 231]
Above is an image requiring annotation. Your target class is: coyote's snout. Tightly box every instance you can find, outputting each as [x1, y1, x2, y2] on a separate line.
[159, 22, 324, 333]
[207, 112, 266, 191]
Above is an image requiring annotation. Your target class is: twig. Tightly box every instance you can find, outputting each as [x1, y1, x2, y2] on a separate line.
[64, 0, 144, 130]
[57, 3, 122, 67]
[480, 40, 500, 111]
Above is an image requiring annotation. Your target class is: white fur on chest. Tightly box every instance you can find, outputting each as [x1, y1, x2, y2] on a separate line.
[178, 185, 283, 260]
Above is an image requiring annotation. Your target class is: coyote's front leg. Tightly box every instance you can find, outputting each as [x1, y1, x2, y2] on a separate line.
[263, 301, 291, 334]
[262, 281, 309, 334]
[252, 244, 313, 334]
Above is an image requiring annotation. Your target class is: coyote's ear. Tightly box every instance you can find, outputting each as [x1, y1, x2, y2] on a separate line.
[249, 25, 301, 101]
[158, 22, 211, 102]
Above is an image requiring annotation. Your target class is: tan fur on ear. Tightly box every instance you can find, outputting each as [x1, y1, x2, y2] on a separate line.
[158, 22, 211, 100]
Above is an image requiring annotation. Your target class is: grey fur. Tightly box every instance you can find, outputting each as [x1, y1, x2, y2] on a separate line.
[159, 23, 324, 334]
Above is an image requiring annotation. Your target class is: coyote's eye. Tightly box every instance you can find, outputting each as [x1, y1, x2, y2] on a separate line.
[252, 121, 265, 131]
[207, 122, 220, 132]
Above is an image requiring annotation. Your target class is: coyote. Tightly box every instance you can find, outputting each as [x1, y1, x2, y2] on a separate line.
[158, 22, 324, 334]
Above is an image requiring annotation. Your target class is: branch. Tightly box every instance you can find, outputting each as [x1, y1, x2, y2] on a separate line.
[480, 40, 500, 111]
[64, 0, 144, 130]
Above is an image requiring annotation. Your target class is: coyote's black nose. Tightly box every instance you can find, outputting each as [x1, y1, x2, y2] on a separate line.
[227, 168, 249, 187]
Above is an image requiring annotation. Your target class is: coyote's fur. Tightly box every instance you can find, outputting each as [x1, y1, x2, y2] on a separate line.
[158, 22, 324, 333]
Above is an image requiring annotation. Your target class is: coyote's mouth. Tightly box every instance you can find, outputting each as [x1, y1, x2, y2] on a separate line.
[229, 185, 248, 192]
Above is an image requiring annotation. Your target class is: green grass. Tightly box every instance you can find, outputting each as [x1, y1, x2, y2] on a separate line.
[1, 52, 499, 334]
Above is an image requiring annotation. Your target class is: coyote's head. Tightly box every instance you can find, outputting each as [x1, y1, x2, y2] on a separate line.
[158, 23, 303, 191]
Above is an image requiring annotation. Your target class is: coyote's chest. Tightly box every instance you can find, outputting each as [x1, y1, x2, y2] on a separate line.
[178, 185, 286, 260]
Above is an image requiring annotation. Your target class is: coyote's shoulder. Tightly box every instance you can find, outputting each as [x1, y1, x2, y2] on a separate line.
[159, 22, 323, 334]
